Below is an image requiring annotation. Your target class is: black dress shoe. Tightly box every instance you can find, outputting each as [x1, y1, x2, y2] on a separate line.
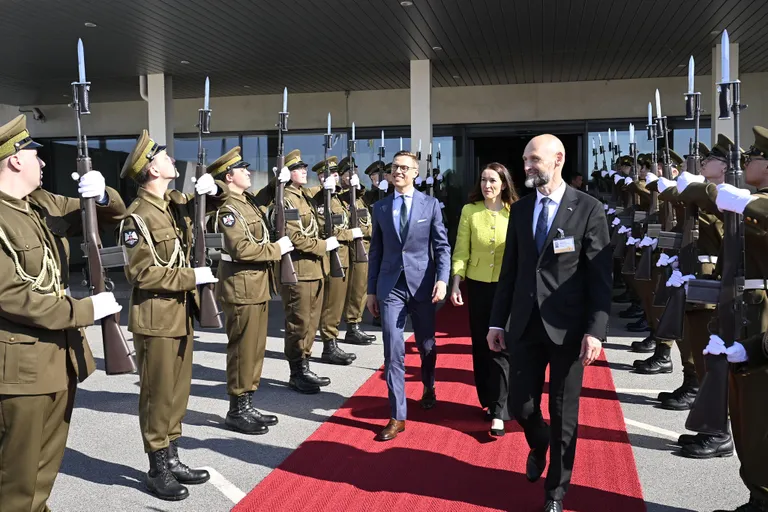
[619, 304, 644, 318]
[421, 387, 436, 410]
[146, 448, 189, 501]
[630, 337, 656, 353]
[167, 441, 210, 485]
[525, 448, 547, 482]
[680, 433, 734, 459]
[225, 395, 269, 435]
[677, 432, 705, 445]
[544, 500, 563, 512]
[626, 318, 651, 332]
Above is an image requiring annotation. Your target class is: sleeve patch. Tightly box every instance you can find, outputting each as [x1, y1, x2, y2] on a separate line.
[221, 213, 236, 227]
[123, 230, 139, 248]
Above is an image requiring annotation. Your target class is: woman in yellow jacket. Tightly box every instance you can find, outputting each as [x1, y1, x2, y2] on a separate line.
[451, 162, 518, 436]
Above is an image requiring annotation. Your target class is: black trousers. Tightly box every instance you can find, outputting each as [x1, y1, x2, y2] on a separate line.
[466, 278, 510, 421]
[510, 308, 585, 501]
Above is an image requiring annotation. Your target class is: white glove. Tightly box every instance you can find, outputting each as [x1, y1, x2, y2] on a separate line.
[608, 170, 616, 177]
[324, 236, 339, 251]
[351, 227, 363, 239]
[73, 171, 107, 202]
[193, 266, 218, 285]
[378, 180, 389, 192]
[426, 176, 435, 185]
[626, 236, 639, 246]
[716, 183, 755, 214]
[645, 172, 659, 184]
[601, 170, 608, 178]
[613, 174, 623, 184]
[676, 171, 705, 193]
[439, 201, 446, 209]
[666, 270, 693, 288]
[611, 218, 621, 227]
[624, 176, 633, 186]
[349, 174, 360, 189]
[415, 176, 423, 186]
[657, 176, 676, 193]
[618, 225, 631, 234]
[703, 334, 727, 356]
[193, 173, 217, 196]
[278, 166, 291, 183]
[276, 236, 294, 255]
[323, 175, 337, 190]
[726, 342, 748, 363]
[436, 173, 443, 182]
[669, 255, 679, 269]
[90, 292, 122, 322]
[656, 253, 671, 267]
[607, 208, 616, 215]
[603, 204, 609, 211]
[639, 236, 658, 249]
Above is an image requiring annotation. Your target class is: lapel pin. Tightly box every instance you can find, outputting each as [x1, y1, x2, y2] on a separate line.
[567, 207, 573, 211]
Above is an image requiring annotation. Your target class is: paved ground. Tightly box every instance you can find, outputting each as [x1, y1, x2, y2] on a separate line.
[48, 288, 746, 512]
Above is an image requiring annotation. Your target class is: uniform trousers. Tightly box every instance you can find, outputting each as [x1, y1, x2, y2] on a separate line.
[466, 278, 510, 420]
[510, 309, 585, 502]
[344, 259, 368, 325]
[0, 376, 75, 512]
[320, 271, 349, 341]
[281, 279, 324, 362]
[134, 328, 194, 453]
[223, 301, 269, 396]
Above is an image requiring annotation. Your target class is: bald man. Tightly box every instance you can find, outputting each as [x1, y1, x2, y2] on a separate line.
[487, 135, 612, 512]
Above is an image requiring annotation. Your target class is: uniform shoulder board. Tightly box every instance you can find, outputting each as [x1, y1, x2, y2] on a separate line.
[221, 213, 236, 227]
[284, 208, 300, 221]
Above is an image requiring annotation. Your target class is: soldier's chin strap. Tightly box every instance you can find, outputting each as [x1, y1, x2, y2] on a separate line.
[0, 224, 61, 296]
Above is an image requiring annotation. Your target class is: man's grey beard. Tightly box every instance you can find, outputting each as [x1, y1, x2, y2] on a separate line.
[525, 171, 551, 188]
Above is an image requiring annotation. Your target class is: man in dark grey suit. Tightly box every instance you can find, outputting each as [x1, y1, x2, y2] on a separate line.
[487, 135, 612, 512]
[367, 150, 451, 442]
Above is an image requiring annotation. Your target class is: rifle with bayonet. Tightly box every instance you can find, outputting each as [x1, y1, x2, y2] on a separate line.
[323, 126, 344, 278]
[193, 77, 224, 329]
[426, 142, 434, 197]
[347, 127, 367, 263]
[272, 89, 297, 284]
[378, 134, 386, 200]
[71, 39, 135, 375]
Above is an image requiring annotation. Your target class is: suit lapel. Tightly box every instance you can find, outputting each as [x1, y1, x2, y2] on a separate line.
[378, 195, 398, 242]
[539, 185, 578, 263]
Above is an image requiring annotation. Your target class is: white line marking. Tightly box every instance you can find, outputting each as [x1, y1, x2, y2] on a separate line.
[615, 388, 667, 395]
[201, 467, 246, 503]
[623, 418, 681, 440]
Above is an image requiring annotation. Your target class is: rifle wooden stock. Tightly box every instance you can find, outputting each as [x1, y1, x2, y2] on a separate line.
[274, 153, 297, 285]
[193, 162, 223, 329]
[323, 156, 344, 278]
[655, 286, 686, 340]
[634, 245, 654, 281]
[347, 149, 368, 263]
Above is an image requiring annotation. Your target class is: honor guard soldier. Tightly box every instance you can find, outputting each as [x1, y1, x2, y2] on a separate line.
[338, 157, 376, 346]
[311, 156, 358, 365]
[702, 127, 768, 512]
[363, 160, 386, 206]
[119, 130, 227, 501]
[279, 150, 339, 393]
[0, 115, 125, 511]
[208, 147, 292, 435]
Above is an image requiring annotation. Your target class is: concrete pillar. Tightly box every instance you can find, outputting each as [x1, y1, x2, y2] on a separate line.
[410, 60, 432, 176]
[146, 74, 182, 188]
[711, 42, 739, 147]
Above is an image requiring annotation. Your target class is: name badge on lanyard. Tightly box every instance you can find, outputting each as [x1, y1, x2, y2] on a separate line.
[553, 228, 576, 254]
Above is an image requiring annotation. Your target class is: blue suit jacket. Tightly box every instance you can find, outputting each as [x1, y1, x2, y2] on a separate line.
[367, 189, 451, 302]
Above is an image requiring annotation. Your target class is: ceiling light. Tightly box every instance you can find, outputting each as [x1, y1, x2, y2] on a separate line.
[677, 64, 686, 68]
[84, 22, 97, 28]
[180, 60, 190, 64]
[400, 1, 413, 6]
[432, 46, 442, 51]
[452, 75, 460, 79]
[243, 85, 251, 89]
[710, 29, 721, 34]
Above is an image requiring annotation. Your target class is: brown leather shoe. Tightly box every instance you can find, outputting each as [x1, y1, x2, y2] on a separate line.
[421, 387, 436, 410]
[375, 419, 405, 441]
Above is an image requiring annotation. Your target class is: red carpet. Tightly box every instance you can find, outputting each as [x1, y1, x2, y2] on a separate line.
[235, 302, 645, 512]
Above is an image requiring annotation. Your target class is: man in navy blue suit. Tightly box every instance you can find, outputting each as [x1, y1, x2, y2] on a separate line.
[367, 150, 451, 442]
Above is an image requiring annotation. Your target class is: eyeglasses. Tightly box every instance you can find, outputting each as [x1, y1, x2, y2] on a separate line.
[391, 164, 416, 173]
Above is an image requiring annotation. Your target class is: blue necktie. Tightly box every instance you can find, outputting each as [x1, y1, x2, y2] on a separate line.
[535, 197, 551, 254]
[399, 195, 409, 239]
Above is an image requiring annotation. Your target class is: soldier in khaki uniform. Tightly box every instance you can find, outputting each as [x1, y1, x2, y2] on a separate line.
[312, 156, 358, 365]
[0, 115, 125, 511]
[278, 150, 339, 394]
[119, 130, 226, 501]
[339, 157, 376, 346]
[208, 147, 291, 435]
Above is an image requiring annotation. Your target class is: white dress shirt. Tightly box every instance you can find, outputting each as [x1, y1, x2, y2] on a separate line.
[393, 190, 413, 239]
[532, 181, 567, 237]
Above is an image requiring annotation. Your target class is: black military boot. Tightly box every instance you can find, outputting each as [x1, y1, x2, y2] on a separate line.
[714, 496, 768, 512]
[225, 394, 268, 435]
[146, 448, 188, 501]
[167, 440, 210, 485]
[659, 374, 699, 410]
[626, 318, 651, 332]
[619, 303, 644, 319]
[302, 359, 331, 387]
[344, 323, 374, 345]
[288, 361, 321, 394]
[634, 343, 673, 374]
[246, 392, 278, 427]
[321, 339, 356, 365]
[630, 336, 656, 353]
[680, 432, 734, 459]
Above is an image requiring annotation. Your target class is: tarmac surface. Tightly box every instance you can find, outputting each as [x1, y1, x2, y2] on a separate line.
[48, 284, 746, 512]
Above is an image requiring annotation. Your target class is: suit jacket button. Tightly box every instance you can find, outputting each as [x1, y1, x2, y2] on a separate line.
[529, 292, 534, 298]
[490, 263, 493, 267]
[490, 250, 494, 255]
